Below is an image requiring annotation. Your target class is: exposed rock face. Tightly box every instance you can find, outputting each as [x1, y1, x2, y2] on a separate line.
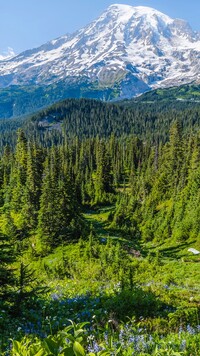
[0, 4, 200, 99]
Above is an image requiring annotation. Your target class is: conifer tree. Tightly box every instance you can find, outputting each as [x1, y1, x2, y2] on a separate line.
[10, 130, 28, 211]
[95, 143, 113, 203]
[0, 232, 15, 300]
[38, 152, 84, 248]
[21, 144, 44, 230]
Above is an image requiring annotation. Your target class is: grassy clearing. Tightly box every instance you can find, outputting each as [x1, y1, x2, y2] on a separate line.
[1, 206, 200, 355]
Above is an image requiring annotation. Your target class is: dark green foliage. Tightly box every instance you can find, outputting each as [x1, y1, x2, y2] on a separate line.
[29, 97, 200, 145]
[0, 93, 200, 354]
[0, 232, 15, 299]
[0, 82, 200, 121]
[132, 83, 200, 104]
[1, 118, 200, 246]
[38, 158, 84, 247]
[1, 93, 200, 152]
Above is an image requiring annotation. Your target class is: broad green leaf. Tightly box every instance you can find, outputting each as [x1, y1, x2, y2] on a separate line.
[73, 341, 85, 356]
[12, 340, 21, 353]
[43, 337, 58, 354]
[61, 346, 74, 356]
[12, 340, 28, 356]
[76, 322, 90, 329]
[34, 349, 47, 356]
[64, 333, 75, 343]
[75, 337, 83, 344]
[74, 329, 84, 338]
[62, 326, 74, 334]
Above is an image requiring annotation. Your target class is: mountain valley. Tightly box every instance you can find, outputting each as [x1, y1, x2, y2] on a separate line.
[1, 4, 200, 356]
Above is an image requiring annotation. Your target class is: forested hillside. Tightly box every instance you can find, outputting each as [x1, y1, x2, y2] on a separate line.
[0, 96, 200, 355]
[132, 84, 200, 104]
[0, 81, 117, 120]
[1, 96, 200, 151]
[1, 122, 200, 249]
[0, 83, 200, 121]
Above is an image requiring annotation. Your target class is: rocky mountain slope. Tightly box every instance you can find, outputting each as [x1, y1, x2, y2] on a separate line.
[0, 4, 200, 99]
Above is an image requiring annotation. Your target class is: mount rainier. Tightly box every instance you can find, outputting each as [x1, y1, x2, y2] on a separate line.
[0, 4, 200, 100]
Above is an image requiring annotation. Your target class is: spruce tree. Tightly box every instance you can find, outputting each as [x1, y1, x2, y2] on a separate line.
[0, 232, 15, 300]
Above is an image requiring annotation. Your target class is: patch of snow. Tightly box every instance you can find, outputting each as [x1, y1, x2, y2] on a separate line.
[188, 248, 200, 255]
[0, 4, 199, 95]
[0, 47, 15, 60]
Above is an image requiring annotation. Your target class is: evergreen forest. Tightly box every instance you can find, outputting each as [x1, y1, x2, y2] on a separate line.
[0, 95, 200, 355]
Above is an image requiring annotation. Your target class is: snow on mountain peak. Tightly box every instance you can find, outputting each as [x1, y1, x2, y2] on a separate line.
[107, 3, 133, 11]
[0, 47, 15, 60]
[106, 4, 173, 23]
[0, 4, 199, 98]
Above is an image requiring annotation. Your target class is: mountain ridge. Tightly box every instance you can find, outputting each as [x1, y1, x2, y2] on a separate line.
[1, 82, 200, 121]
[0, 4, 200, 99]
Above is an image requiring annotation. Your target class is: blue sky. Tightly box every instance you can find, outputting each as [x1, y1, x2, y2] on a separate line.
[0, 0, 199, 55]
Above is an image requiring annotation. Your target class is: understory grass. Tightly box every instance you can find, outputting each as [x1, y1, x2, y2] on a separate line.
[1, 207, 200, 355]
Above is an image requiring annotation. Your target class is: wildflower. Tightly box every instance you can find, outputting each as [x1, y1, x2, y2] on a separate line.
[104, 332, 108, 343]
[149, 335, 153, 343]
[119, 329, 124, 341]
[178, 325, 183, 334]
[51, 293, 60, 301]
[88, 341, 102, 353]
[180, 339, 186, 351]
[186, 324, 195, 334]
[87, 335, 95, 342]
[128, 336, 135, 343]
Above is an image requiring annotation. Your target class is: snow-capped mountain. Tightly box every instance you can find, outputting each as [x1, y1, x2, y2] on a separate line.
[0, 47, 15, 61]
[0, 4, 200, 98]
